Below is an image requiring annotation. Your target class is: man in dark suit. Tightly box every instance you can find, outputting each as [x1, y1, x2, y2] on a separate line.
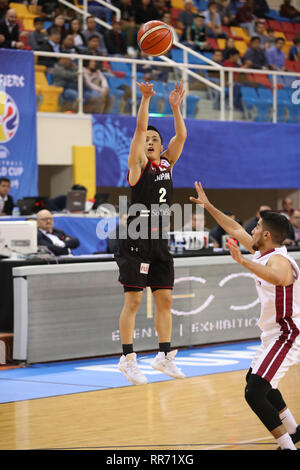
[38, 27, 61, 68]
[37, 209, 80, 256]
[0, 9, 24, 49]
[0, 177, 14, 215]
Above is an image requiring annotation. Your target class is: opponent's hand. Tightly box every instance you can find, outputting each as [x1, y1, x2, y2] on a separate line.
[136, 81, 155, 98]
[226, 238, 243, 264]
[189, 181, 210, 207]
[169, 81, 185, 109]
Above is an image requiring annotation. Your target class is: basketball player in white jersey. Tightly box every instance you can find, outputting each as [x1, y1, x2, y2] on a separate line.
[190, 182, 300, 451]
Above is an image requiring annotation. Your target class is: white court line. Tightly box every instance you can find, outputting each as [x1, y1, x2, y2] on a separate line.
[200, 436, 274, 450]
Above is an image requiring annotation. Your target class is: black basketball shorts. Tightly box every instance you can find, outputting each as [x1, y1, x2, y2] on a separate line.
[115, 237, 174, 292]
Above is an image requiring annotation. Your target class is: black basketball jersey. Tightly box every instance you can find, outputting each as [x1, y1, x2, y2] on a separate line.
[126, 156, 173, 237]
[127, 157, 173, 208]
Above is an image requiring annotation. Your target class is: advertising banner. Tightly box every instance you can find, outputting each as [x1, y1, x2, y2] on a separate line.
[0, 49, 38, 202]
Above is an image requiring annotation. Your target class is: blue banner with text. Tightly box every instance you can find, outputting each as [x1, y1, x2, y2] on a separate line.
[0, 49, 38, 202]
[92, 114, 300, 189]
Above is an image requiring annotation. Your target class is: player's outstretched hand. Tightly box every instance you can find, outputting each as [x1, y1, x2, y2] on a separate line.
[136, 81, 156, 98]
[189, 181, 210, 207]
[226, 238, 243, 264]
[169, 81, 185, 109]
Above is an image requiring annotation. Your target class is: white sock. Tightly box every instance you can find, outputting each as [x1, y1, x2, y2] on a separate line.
[279, 408, 298, 435]
[277, 432, 297, 450]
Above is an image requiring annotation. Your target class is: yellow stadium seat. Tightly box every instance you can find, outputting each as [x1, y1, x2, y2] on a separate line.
[230, 26, 249, 41]
[217, 38, 226, 49]
[35, 66, 63, 113]
[274, 31, 286, 39]
[235, 40, 248, 56]
[22, 17, 35, 31]
[9, 2, 37, 19]
[171, 0, 185, 9]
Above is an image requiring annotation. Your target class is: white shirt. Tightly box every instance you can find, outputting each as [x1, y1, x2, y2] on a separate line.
[253, 246, 300, 338]
[39, 228, 66, 247]
[0, 194, 7, 214]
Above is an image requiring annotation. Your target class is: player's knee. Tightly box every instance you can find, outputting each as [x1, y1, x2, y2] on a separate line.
[124, 292, 143, 313]
[244, 373, 271, 408]
[154, 290, 172, 311]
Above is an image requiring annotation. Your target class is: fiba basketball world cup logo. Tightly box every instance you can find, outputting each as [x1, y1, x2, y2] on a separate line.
[0, 92, 20, 143]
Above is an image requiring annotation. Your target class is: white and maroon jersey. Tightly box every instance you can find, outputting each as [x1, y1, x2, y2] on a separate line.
[253, 246, 300, 338]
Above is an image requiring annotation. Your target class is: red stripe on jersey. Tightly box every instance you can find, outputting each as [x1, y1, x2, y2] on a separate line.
[256, 285, 299, 383]
[127, 160, 150, 187]
[257, 248, 275, 259]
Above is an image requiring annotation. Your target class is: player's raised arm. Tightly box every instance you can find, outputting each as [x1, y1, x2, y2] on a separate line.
[128, 82, 154, 179]
[164, 82, 187, 166]
[190, 181, 255, 254]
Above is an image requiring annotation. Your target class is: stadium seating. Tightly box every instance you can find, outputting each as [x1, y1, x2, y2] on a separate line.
[35, 65, 63, 112]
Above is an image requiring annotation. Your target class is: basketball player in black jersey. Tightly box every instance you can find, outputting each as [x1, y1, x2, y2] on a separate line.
[116, 81, 187, 385]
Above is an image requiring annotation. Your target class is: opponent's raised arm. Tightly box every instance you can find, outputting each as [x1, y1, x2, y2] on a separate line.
[128, 82, 155, 170]
[164, 82, 187, 166]
[190, 181, 255, 254]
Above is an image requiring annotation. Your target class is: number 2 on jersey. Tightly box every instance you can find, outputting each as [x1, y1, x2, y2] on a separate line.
[159, 187, 167, 203]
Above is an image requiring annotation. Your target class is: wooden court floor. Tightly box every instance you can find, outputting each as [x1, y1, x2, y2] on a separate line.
[0, 364, 299, 451]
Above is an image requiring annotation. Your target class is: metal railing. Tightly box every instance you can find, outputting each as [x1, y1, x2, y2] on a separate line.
[34, 45, 300, 123]
[58, 0, 120, 30]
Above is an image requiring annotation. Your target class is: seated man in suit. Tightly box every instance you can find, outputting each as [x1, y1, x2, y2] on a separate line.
[0, 177, 14, 215]
[37, 209, 80, 255]
[0, 9, 24, 49]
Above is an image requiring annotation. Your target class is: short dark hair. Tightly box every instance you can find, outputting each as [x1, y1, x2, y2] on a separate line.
[275, 37, 285, 43]
[88, 34, 100, 42]
[251, 36, 261, 43]
[34, 17, 44, 24]
[147, 125, 163, 144]
[261, 211, 290, 244]
[0, 177, 10, 185]
[228, 47, 239, 57]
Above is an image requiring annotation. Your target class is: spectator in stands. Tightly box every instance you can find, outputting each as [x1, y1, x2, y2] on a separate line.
[222, 36, 236, 59]
[156, 0, 170, 19]
[104, 20, 128, 56]
[177, 0, 196, 31]
[37, 209, 80, 256]
[0, 177, 14, 216]
[38, 27, 61, 69]
[83, 59, 113, 113]
[162, 11, 179, 42]
[279, 0, 300, 21]
[82, 15, 107, 55]
[36, 0, 59, 19]
[223, 47, 245, 109]
[47, 13, 67, 40]
[180, 14, 214, 52]
[0, 0, 8, 21]
[265, 27, 276, 49]
[280, 196, 294, 220]
[80, 35, 107, 69]
[223, 46, 242, 67]
[266, 37, 286, 70]
[53, 57, 79, 111]
[290, 209, 300, 244]
[28, 17, 47, 50]
[61, 32, 79, 54]
[0, 9, 24, 49]
[252, 0, 270, 19]
[244, 205, 272, 234]
[68, 17, 87, 51]
[134, 0, 159, 26]
[243, 36, 268, 69]
[114, 0, 138, 54]
[204, 1, 227, 38]
[217, 0, 233, 26]
[212, 48, 223, 64]
[252, 19, 269, 49]
[289, 38, 300, 61]
[233, 0, 255, 36]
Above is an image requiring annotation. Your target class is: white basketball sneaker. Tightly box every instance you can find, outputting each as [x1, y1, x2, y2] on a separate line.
[118, 352, 148, 385]
[151, 350, 185, 379]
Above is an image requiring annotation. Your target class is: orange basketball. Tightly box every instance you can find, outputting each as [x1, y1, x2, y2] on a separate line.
[137, 20, 174, 57]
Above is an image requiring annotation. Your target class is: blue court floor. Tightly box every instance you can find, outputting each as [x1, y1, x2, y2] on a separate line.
[0, 341, 264, 404]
